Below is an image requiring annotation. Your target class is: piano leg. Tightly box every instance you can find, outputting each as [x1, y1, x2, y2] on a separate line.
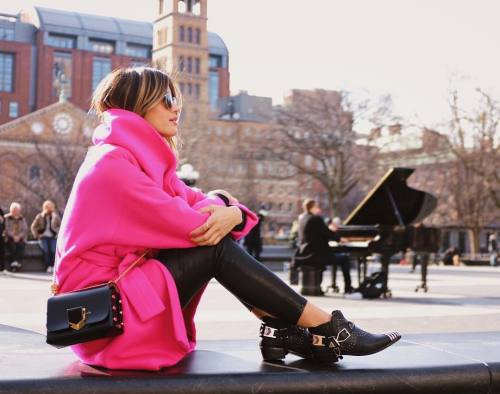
[357, 257, 362, 287]
[415, 253, 429, 293]
[380, 253, 392, 298]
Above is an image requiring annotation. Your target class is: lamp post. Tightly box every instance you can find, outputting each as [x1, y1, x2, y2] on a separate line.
[177, 163, 200, 187]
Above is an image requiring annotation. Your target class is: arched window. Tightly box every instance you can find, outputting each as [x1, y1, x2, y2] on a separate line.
[195, 83, 200, 98]
[195, 28, 201, 44]
[178, 0, 187, 13]
[179, 56, 184, 72]
[187, 27, 193, 43]
[195, 57, 200, 74]
[179, 26, 185, 42]
[187, 57, 192, 73]
[192, 0, 201, 15]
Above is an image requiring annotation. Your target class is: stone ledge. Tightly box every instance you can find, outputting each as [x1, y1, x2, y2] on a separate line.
[0, 325, 499, 393]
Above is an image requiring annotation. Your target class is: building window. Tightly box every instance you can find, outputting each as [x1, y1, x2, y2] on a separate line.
[195, 58, 200, 74]
[179, 0, 200, 14]
[47, 33, 76, 49]
[195, 83, 200, 99]
[195, 28, 201, 44]
[192, 0, 201, 15]
[52, 52, 72, 98]
[179, 56, 184, 71]
[180, 82, 185, 93]
[92, 57, 112, 91]
[209, 71, 219, 110]
[0, 52, 14, 92]
[187, 57, 192, 73]
[179, 26, 185, 42]
[29, 165, 41, 181]
[0, 25, 15, 41]
[89, 39, 115, 54]
[187, 83, 192, 95]
[188, 27, 193, 43]
[209, 54, 222, 69]
[126, 43, 150, 58]
[8, 101, 18, 118]
[178, 0, 187, 13]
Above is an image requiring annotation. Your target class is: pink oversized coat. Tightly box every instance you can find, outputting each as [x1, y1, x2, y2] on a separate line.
[54, 108, 257, 370]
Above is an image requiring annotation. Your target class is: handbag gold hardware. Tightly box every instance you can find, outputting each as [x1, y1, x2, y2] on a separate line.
[68, 307, 90, 331]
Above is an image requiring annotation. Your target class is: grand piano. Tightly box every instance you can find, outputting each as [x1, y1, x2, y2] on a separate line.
[330, 167, 440, 297]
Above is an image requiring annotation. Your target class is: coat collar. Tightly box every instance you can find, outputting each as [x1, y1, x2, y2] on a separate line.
[92, 109, 177, 186]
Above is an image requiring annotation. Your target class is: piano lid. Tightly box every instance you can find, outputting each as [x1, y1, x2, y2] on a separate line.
[343, 167, 437, 226]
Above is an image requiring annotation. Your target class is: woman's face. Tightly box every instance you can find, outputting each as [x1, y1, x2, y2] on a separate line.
[143, 91, 181, 139]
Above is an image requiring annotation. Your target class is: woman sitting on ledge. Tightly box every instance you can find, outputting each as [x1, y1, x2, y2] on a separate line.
[54, 66, 400, 371]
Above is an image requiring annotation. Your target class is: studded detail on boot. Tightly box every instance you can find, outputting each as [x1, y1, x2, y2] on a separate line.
[259, 317, 313, 361]
[309, 310, 401, 363]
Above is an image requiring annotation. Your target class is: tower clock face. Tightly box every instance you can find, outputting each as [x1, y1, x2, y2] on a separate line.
[30, 122, 44, 135]
[53, 113, 73, 135]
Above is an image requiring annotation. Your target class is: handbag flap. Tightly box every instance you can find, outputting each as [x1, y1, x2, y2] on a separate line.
[46, 284, 116, 332]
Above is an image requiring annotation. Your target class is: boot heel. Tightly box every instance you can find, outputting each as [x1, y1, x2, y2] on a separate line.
[260, 346, 287, 361]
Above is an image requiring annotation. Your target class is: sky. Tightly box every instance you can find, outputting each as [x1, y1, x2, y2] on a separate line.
[5, 0, 500, 127]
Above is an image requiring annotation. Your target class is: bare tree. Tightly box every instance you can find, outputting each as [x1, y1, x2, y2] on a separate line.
[406, 87, 500, 254]
[433, 88, 500, 253]
[6, 130, 90, 218]
[260, 89, 393, 217]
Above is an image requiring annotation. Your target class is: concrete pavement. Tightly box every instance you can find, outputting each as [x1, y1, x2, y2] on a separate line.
[0, 263, 499, 340]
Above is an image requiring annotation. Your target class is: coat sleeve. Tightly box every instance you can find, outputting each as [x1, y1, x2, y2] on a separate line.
[21, 218, 28, 240]
[171, 166, 259, 241]
[30, 214, 40, 239]
[312, 216, 340, 242]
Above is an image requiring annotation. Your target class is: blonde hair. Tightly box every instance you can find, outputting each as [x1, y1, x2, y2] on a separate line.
[42, 200, 55, 211]
[90, 66, 182, 152]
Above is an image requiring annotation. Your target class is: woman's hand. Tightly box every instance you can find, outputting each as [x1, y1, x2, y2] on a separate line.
[190, 205, 243, 246]
[208, 189, 239, 204]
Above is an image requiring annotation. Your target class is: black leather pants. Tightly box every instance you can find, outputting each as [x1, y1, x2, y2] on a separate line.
[156, 237, 307, 324]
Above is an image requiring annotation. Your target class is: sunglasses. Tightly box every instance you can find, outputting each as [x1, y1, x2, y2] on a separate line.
[163, 92, 179, 109]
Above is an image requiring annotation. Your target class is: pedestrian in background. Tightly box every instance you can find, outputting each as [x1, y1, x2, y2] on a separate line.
[489, 233, 498, 267]
[31, 200, 61, 273]
[243, 209, 266, 261]
[4, 202, 28, 272]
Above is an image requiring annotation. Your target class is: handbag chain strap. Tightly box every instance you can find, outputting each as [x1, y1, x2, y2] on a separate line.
[51, 249, 151, 295]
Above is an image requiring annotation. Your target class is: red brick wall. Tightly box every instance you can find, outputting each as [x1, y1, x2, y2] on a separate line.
[0, 41, 32, 125]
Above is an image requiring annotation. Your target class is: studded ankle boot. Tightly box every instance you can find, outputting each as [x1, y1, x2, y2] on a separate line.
[309, 310, 401, 363]
[259, 316, 313, 361]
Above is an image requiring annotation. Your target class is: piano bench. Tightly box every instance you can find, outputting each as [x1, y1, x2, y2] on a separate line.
[298, 265, 325, 296]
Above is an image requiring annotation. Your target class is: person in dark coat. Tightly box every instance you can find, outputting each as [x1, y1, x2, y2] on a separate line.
[293, 199, 353, 293]
[244, 210, 266, 261]
[295, 199, 340, 266]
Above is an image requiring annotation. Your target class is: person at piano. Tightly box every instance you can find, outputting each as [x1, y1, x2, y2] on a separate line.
[296, 200, 353, 293]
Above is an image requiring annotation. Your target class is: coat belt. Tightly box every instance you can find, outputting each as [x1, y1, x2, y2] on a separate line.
[79, 250, 166, 323]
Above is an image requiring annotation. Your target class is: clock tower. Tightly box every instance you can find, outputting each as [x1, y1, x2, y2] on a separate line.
[153, 0, 209, 121]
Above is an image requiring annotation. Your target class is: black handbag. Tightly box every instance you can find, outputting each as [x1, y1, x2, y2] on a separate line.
[46, 250, 149, 348]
